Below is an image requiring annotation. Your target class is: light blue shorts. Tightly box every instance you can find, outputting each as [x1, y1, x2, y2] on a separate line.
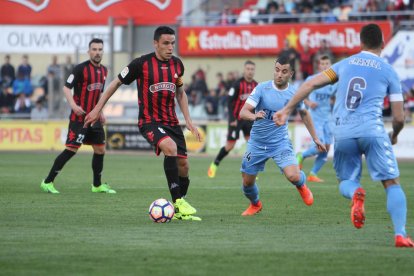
[333, 136, 400, 182]
[241, 141, 297, 176]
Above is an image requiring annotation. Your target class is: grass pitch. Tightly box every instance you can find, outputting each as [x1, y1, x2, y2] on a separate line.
[1, 152, 413, 275]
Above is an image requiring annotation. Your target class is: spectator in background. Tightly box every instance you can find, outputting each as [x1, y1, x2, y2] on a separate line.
[1, 55, 15, 87]
[63, 55, 75, 81]
[17, 54, 32, 79]
[219, 4, 235, 25]
[215, 72, 227, 94]
[204, 89, 219, 120]
[313, 39, 334, 71]
[299, 43, 314, 79]
[320, 3, 337, 23]
[0, 82, 14, 114]
[12, 72, 33, 97]
[14, 93, 31, 115]
[31, 98, 48, 120]
[47, 55, 62, 80]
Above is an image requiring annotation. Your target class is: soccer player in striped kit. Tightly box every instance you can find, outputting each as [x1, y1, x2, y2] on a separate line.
[208, 61, 258, 178]
[85, 26, 201, 221]
[41, 38, 116, 194]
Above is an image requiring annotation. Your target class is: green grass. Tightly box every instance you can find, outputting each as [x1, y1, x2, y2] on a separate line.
[1, 152, 414, 275]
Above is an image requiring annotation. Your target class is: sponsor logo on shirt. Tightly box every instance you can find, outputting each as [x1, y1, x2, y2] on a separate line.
[149, 82, 176, 93]
[87, 83, 104, 91]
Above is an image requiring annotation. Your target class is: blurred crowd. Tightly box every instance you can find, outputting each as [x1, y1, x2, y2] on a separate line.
[216, 0, 414, 25]
[0, 54, 73, 120]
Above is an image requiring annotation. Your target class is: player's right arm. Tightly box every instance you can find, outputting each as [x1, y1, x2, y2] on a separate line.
[227, 82, 238, 126]
[84, 59, 141, 127]
[64, 65, 85, 116]
[274, 71, 334, 126]
[239, 86, 265, 121]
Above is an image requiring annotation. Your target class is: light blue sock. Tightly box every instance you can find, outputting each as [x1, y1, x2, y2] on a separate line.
[386, 185, 407, 237]
[310, 152, 328, 175]
[339, 180, 360, 199]
[303, 146, 319, 159]
[292, 171, 306, 188]
[242, 183, 259, 204]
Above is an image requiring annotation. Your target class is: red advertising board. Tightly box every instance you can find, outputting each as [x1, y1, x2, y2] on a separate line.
[0, 0, 181, 25]
[179, 21, 392, 56]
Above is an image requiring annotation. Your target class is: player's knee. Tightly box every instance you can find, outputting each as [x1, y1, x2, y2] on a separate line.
[160, 140, 177, 155]
[285, 171, 300, 183]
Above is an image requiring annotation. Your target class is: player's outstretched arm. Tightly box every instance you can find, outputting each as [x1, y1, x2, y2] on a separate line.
[239, 103, 265, 121]
[299, 108, 327, 152]
[274, 73, 331, 126]
[84, 78, 122, 127]
[389, 100, 405, 145]
[176, 86, 201, 142]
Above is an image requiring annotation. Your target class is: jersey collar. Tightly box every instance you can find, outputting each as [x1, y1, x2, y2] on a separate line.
[272, 81, 290, 91]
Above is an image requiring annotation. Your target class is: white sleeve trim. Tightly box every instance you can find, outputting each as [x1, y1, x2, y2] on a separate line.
[246, 98, 258, 108]
[228, 87, 235, 96]
[389, 93, 403, 102]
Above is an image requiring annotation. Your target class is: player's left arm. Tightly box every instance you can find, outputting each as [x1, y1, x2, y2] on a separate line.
[176, 85, 201, 142]
[274, 72, 332, 126]
[299, 108, 327, 152]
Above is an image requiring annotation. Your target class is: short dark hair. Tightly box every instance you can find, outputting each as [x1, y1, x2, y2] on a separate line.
[360, 23, 383, 50]
[89, 38, 104, 48]
[275, 56, 294, 71]
[244, 60, 255, 66]
[154, 26, 175, 41]
[319, 55, 331, 61]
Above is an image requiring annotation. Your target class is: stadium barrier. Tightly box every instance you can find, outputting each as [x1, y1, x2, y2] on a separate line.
[1, 121, 414, 158]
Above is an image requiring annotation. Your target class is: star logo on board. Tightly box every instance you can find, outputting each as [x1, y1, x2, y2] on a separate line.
[186, 30, 199, 51]
[286, 28, 299, 49]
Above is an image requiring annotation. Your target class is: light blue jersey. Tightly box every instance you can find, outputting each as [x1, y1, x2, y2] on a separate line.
[306, 75, 336, 123]
[241, 81, 302, 175]
[246, 81, 299, 148]
[328, 51, 402, 140]
[324, 51, 403, 181]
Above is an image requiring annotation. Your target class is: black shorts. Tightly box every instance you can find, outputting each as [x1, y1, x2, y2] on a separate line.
[227, 120, 253, 141]
[139, 123, 187, 158]
[65, 120, 105, 148]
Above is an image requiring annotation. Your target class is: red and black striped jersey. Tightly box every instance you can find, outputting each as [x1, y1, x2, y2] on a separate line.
[65, 60, 107, 122]
[228, 77, 258, 121]
[118, 53, 184, 127]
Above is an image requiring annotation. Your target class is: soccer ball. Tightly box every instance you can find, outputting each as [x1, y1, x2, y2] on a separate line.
[148, 198, 175, 223]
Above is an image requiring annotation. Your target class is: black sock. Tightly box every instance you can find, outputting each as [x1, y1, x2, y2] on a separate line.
[214, 147, 229, 165]
[45, 149, 76, 183]
[164, 156, 182, 202]
[92, 153, 104, 187]
[179, 176, 190, 197]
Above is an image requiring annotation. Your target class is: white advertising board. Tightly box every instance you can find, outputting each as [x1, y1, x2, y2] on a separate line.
[0, 25, 122, 53]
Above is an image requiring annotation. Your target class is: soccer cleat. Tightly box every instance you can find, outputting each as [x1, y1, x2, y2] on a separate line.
[174, 198, 197, 215]
[40, 180, 60, 194]
[395, 235, 414, 247]
[307, 174, 324, 183]
[241, 200, 262, 216]
[207, 162, 218, 178]
[173, 212, 202, 221]
[296, 184, 313, 206]
[296, 152, 304, 170]
[351, 187, 366, 229]
[91, 183, 116, 194]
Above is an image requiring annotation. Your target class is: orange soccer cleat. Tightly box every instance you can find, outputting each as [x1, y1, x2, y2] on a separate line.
[395, 235, 414, 248]
[241, 200, 263, 216]
[307, 174, 324, 183]
[296, 184, 314, 206]
[351, 187, 366, 229]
